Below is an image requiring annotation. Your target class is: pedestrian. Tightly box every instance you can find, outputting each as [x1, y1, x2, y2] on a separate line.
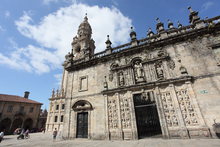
[0, 130, 4, 143]
[24, 129, 30, 139]
[53, 128, 57, 141]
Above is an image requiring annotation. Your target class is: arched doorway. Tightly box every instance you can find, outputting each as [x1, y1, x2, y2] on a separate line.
[72, 100, 93, 138]
[11, 118, 23, 133]
[0, 118, 11, 134]
[23, 118, 33, 130]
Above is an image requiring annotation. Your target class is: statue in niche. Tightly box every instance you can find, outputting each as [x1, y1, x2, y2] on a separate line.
[118, 72, 124, 86]
[109, 73, 113, 82]
[155, 62, 164, 79]
[134, 60, 145, 82]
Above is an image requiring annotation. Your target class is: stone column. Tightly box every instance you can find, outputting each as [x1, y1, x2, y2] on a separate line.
[155, 86, 170, 138]
[128, 91, 138, 140]
[172, 84, 189, 138]
[116, 92, 123, 140]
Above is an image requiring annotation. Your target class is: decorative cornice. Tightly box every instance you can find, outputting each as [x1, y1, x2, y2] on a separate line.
[102, 76, 194, 94]
[65, 17, 220, 72]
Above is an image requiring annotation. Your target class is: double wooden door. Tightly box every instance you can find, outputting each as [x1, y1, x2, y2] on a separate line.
[76, 112, 88, 138]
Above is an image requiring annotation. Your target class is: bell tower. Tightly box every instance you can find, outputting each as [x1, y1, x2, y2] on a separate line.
[71, 14, 95, 60]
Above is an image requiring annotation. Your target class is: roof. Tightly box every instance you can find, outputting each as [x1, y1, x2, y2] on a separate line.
[0, 94, 42, 105]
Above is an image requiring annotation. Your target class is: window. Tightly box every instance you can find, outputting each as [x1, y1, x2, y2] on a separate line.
[54, 116, 58, 122]
[29, 107, 34, 113]
[212, 44, 220, 65]
[60, 115, 64, 122]
[7, 105, 13, 112]
[79, 76, 88, 91]
[56, 105, 59, 110]
[62, 104, 65, 109]
[20, 106, 24, 112]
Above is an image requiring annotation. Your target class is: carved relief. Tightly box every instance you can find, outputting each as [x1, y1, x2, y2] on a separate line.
[120, 94, 131, 129]
[176, 90, 199, 126]
[167, 60, 175, 70]
[161, 92, 179, 127]
[108, 96, 119, 129]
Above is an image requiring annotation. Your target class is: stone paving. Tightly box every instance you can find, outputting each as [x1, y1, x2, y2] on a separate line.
[1, 132, 220, 147]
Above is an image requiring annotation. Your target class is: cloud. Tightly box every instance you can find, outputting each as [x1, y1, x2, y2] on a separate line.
[0, 25, 5, 32]
[42, 0, 76, 5]
[0, 45, 61, 74]
[0, 3, 132, 74]
[54, 73, 63, 86]
[202, 1, 214, 11]
[5, 11, 10, 18]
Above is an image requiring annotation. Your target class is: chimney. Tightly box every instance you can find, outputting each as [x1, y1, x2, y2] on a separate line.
[24, 91, 30, 99]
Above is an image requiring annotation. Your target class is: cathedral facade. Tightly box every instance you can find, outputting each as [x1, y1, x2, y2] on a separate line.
[46, 8, 220, 140]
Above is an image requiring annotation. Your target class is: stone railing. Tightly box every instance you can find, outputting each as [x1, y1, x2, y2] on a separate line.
[51, 88, 65, 99]
[70, 15, 220, 65]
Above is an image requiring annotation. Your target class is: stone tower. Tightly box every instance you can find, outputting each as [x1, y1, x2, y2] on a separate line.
[71, 14, 95, 60]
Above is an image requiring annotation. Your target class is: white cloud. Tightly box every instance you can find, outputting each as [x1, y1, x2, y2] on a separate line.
[202, 1, 214, 11]
[54, 73, 63, 86]
[0, 45, 61, 74]
[0, 3, 132, 74]
[42, 0, 76, 5]
[5, 11, 10, 18]
[0, 25, 5, 32]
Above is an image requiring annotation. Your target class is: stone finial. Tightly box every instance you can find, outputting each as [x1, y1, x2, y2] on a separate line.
[103, 76, 108, 90]
[156, 18, 161, 23]
[105, 35, 112, 49]
[156, 18, 164, 33]
[147, 27, 154, 37]
[177, 21, 183, 28]
[52, 88, 55, 98]
[130, 27, 137, 40]
[84, 13, 88, 22]
[56, 89, 59, 97]
[168, 19, 174, 29]
[188, 6, 200, 24]
[188, 6, 194, 13]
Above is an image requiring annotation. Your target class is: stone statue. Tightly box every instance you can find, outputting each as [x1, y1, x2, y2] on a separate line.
[118, 72, 124, 86]
[134, 60, 145, 82]
[156, 62, 164, 79]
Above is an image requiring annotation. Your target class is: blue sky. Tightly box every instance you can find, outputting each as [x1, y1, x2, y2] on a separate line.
[0, 0, 219, 109]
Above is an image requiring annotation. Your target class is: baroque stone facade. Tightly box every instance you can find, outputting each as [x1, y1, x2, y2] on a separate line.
[46, 8, 220, 139]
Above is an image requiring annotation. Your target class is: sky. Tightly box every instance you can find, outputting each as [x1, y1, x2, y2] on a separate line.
[0, 0, 219, 109]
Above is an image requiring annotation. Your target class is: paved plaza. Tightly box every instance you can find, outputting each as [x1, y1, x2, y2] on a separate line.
[0, 132, 220, 147]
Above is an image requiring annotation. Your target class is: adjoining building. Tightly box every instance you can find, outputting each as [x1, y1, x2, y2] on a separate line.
[46, 7, 220, 140]
[0, 91, 42, 134]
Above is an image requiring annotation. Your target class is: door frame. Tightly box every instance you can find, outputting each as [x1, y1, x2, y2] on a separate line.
[131, 89, 167, 139]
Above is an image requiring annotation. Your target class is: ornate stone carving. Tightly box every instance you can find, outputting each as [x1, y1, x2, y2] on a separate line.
[118, 72, 125, 86]
[167, 60, 175, 70]
[133, 60, 145, 82]
[120, 94, 131, 129]
[176, 90, 199, 126]
[155, 61, 164, 80]
[108, 96, 118, 129]
[109, 73, 113, 82]
[161, 92, 179, 127]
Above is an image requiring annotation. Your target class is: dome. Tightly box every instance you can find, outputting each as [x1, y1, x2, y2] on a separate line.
[77, 15, 92, 38]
